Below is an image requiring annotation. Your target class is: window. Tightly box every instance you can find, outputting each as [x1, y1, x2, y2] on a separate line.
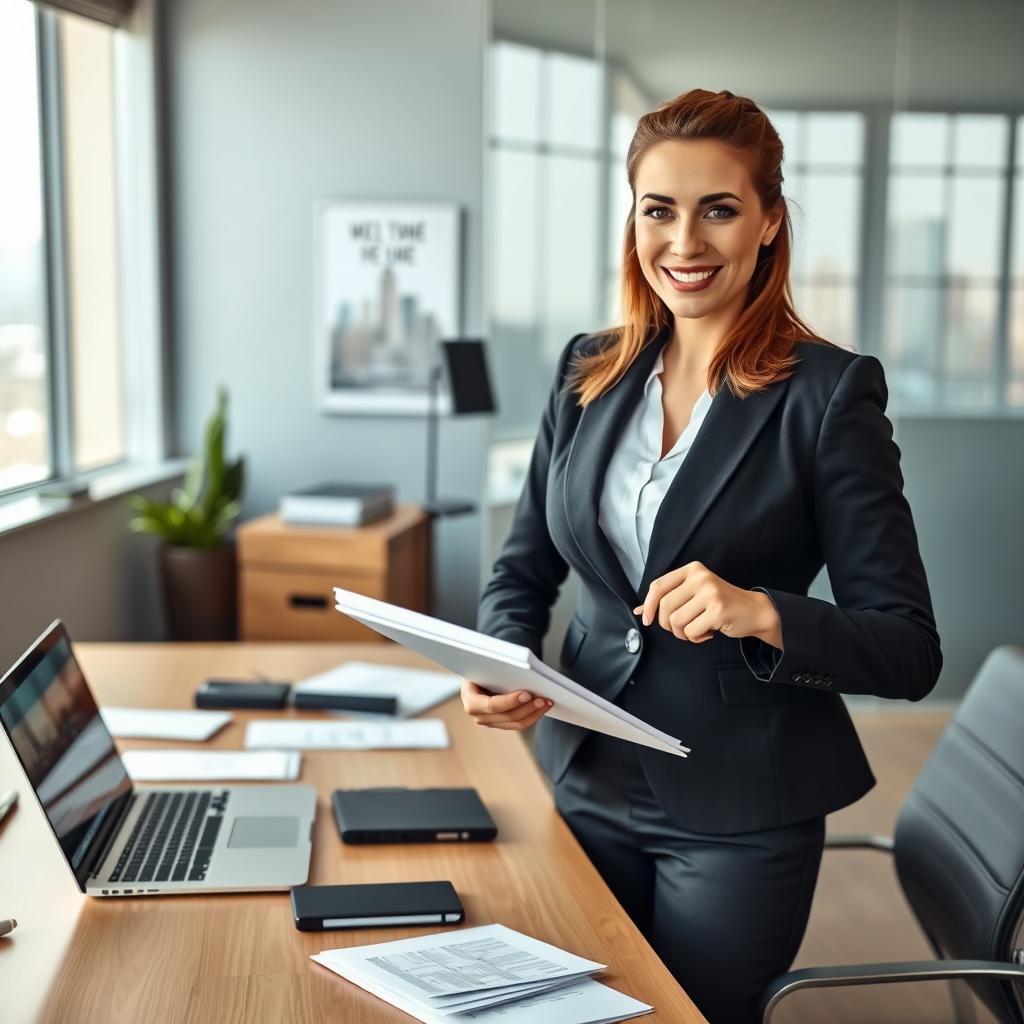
[884, 112, 1013, 411]
[767, 110, 866, 351]
[488, 42, 606, 439]
[60, 11, 125, 470]
[487, 45, 1024, 435]
[0, 0, 128, 498]
[0, 0, 49, 490]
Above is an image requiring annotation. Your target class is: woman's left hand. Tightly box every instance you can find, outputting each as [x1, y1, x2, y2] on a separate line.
[634, 561, 783, 647]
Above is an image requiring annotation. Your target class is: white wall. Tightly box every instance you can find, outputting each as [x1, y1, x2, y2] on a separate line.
[163, 0, 489, 626]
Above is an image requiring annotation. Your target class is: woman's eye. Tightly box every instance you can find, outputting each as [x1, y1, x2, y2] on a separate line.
[641, 205, 737, 222]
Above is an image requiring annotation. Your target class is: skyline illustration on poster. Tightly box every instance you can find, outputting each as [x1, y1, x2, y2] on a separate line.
[316, 201, 460, 414]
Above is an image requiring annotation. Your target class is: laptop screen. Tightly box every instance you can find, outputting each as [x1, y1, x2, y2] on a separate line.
[0, 621, 131, 889]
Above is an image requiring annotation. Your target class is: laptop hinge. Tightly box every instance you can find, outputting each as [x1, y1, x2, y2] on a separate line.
[83, 790, 136, 881]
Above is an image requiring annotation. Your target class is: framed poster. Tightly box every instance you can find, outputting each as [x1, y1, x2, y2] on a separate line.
[315, 200, 460, 414]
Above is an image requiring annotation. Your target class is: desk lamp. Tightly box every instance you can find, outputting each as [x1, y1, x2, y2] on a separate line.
[424, 339, 496, 519]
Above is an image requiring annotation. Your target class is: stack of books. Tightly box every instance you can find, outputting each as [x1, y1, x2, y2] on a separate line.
[279, 482, 393, 527]
[312, 922, 653, 1023]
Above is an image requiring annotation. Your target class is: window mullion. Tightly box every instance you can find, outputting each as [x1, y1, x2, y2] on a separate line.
[37, 10, 75, 481]
[994, 115, 1017, 410]
[859, 106, 890, 359]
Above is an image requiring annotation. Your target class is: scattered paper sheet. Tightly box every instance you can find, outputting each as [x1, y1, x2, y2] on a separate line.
[293, 661, 462, 719]
[244, 719, 449, 751]
[312, 923, 653, 1024]
[121, 749, 301, 781]
[101, 706, 231, 741]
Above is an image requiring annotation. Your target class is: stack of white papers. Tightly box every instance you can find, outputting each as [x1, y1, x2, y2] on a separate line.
[244, 719, 449, 751]
[121, 749, 301, 781]
[312, 923, 652, 1023]
[334, 589, 690, 758]
[101, 706, 231, 741]
[293, 661, 462, 718]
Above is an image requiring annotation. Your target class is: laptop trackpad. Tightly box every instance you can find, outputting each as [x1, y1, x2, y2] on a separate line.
[228, 816, 299, 848]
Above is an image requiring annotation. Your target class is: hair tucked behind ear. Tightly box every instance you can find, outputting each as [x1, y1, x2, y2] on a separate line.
[572, 88, 831, 406]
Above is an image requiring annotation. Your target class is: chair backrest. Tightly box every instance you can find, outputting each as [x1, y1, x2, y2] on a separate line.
[894, 645, 1024, 1024]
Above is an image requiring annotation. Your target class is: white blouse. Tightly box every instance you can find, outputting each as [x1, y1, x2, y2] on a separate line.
[597, 350, 713, 592]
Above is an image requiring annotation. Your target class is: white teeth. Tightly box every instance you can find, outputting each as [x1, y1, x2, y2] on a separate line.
[666, 267, 716, 283]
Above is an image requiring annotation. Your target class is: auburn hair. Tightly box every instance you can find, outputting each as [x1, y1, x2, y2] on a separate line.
[572, 89, 831, 406]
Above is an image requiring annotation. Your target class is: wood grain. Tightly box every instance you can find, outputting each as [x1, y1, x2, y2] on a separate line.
[0, 642, 705, 1024]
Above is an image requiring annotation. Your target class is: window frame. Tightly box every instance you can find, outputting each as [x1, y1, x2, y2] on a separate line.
[0, 0, 168, 504]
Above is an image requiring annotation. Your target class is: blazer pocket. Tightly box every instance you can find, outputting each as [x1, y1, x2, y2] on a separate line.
[717, 663, 805, 705]
[560, 617, 587, 668]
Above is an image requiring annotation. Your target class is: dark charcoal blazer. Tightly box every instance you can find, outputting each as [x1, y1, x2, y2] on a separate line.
[478, 325, 942, 835]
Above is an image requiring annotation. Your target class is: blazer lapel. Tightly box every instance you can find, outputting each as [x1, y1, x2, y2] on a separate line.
[638, 373, 791, 597]
[563, 327, 670, 608]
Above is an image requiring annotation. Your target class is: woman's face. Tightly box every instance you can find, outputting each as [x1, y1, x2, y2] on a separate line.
[633, 138, 781, 323]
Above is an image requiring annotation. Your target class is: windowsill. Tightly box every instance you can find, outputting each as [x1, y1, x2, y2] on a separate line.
[0, 459, 189, 539]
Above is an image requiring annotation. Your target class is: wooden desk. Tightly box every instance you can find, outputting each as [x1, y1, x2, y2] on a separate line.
[0, 643, 704, 1024]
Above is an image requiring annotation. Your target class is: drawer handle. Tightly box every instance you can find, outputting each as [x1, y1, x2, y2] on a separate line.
[288, 593, 329, 610]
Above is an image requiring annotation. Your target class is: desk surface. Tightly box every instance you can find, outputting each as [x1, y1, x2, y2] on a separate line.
[0, 643, 704, 1024]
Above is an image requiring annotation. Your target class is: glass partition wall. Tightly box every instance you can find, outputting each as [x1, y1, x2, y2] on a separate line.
[483, 0, 1024, 703]
[486, 0, 1024, 433]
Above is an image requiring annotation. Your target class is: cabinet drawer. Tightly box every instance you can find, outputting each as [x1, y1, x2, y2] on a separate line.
[239, 568, 386, 642]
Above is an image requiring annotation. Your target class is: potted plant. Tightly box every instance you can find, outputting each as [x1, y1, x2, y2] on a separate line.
[127, 388, 245, 640]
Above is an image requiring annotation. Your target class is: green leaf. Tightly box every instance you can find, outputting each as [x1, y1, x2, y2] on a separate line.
[222, 457, 245, 504]
[124, 386, 243, 548]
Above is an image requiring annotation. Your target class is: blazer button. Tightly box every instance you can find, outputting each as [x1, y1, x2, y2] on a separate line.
[791, 672, 801, 683]
[625, 628, 642, 654]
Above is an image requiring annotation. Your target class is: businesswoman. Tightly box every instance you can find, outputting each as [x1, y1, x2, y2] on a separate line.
[465, 89, 941, 1023]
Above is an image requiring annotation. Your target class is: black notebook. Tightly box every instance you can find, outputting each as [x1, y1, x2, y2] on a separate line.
[291, 880, 464, 931]
[332, 787, 498, 844]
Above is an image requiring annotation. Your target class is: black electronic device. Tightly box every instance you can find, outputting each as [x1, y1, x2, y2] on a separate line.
[332, 787, 498, 845]
[195, 680, 292, 710]
[292, 691, 398, 714]
[291, 880, 464, 931]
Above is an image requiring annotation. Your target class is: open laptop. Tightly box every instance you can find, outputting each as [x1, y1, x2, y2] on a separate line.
[0, 620, 316, 897]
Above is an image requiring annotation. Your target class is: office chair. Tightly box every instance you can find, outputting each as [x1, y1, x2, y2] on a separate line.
[758, 645, 1024, 1024]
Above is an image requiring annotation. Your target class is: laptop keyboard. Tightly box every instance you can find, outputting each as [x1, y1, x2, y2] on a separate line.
[109, 789, 230, 884]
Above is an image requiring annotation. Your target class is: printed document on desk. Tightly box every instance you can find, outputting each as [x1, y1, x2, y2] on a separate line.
[245, 719, 449, 750]
[312, 922, 653, 1023]
[101, 706, 231, 741]
[334, 589, 689, 758]
[121, 749, 300, 781]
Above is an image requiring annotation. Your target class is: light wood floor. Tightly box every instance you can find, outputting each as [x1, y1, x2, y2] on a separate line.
[779, 709, 998, 1024]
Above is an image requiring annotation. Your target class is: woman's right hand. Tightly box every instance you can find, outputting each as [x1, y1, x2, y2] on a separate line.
[460, 679, 553, 731]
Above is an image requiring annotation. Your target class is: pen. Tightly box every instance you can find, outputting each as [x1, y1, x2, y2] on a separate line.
[0, 789, 17, 823]
[0, 919, 16, 938]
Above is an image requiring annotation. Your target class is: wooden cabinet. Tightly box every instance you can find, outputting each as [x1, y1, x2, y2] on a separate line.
[237, 505, 429, 641]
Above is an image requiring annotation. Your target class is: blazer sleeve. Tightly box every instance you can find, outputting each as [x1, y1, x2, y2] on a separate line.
[476, 336, 582, 657]
[740, 353, 943, 700]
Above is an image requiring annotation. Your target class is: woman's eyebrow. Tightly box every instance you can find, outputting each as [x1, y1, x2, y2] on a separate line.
[639, 191, 744, 205]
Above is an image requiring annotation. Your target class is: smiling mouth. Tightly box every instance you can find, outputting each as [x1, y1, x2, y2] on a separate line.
[661, 265, 722, 292]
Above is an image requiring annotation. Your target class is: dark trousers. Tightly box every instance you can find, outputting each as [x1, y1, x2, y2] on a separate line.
[554, 731, 825, 1024]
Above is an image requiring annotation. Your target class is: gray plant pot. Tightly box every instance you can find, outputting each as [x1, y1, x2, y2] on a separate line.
[159, 543, 237, 641]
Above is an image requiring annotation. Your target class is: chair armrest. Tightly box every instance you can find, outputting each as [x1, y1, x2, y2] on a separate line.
[824, 833, 894, 853]
[760, 960, 1024, 1023]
